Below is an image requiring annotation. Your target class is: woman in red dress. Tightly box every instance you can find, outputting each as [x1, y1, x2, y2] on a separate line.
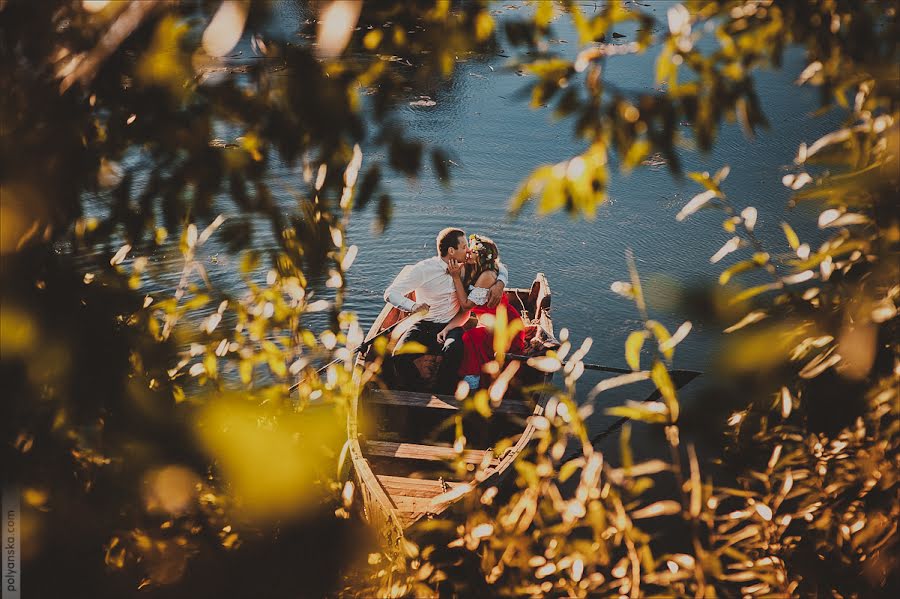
[438, 235, 526, 389]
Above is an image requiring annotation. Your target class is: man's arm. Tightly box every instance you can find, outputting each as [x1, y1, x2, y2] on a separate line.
[384, 264, 422, 312]
[496, 261, 508, 286]
[487, 261, 508, 308]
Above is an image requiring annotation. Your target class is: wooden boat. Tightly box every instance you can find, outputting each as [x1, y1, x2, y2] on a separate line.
[347, 273, 555, 546]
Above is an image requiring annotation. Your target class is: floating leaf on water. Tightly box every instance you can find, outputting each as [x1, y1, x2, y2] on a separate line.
[782, 172, 813, 190]
[676, 189, 717, 222]
[740, 206, 757, 231]
[710, 236, 741, 263]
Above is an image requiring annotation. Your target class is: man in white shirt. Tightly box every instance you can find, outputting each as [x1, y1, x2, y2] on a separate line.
[384, 227, 508, 394]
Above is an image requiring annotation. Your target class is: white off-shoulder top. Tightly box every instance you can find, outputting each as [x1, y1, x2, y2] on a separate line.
[467, 287, 490, 306]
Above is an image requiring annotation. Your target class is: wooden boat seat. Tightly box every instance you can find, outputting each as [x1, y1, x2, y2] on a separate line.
[367, 388, 532, 416]
[376, 474, 466, 526]
[366, 440, 498, 466]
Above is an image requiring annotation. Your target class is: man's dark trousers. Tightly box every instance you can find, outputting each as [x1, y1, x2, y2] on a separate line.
[392, 320, 464, 395]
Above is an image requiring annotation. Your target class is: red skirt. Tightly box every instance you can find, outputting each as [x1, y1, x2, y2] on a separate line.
[459, 297, 526, 378]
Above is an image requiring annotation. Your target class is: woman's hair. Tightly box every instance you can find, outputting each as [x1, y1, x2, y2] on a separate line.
[464, 234, 500, 287]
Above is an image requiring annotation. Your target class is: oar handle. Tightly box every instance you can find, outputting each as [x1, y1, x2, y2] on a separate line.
[507, 353, 702, 377]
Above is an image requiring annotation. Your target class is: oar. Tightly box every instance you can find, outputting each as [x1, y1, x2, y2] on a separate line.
[506, 352, 702, 445]
[506, 353, 702, 379]
[589, 369, 702, 444]
[288, 310, 421, 394]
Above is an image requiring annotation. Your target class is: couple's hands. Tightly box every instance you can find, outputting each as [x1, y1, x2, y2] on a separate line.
[410, 302, 430, 315]
[486, 280, 505, 309]
[446, 258, 464, 277]
[437, 328, 450, 344]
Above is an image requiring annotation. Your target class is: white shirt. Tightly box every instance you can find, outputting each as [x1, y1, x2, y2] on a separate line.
[384, 256, 508, 324]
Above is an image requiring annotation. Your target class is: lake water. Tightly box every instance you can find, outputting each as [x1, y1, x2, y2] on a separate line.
[97, 2, 844, 447]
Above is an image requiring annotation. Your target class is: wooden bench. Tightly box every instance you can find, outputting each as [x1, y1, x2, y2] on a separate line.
[366, 388, 532, 416]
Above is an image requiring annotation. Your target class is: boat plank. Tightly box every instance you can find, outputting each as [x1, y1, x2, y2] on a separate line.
[366, 440, 497, 466]
[367, 388, 531, 416]
[376, 474, 468, 499]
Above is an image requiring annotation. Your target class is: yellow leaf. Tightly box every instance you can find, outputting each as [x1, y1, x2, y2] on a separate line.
[729, 282, 782, 305]
[473, 389, 491, 419]
[781, 222, 800, 250]
[362, 29, 382, 50]
[492, 304, 508, 363]
[625, 331, 647, 371]
[646, 320, 673, 360]
[204, 352, 218, 379]
[268, 355, 286, 377]
[394, 341, 428, 355]
[527, 355, 562, 372]
[623, 140, 651, 171]
[651, 360, 678, 422]
[719, 259, 759, 285]
[535, 1, 553, 28]
[474, 11, 494, 41]
[631, 500, 682, 519]
[239, 359, 253, 384]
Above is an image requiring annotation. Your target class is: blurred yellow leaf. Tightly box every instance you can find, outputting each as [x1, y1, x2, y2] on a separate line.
[781, 222, 800, 250]
[651, 360, 678, 422]
[631, 500, 681, 519]
[625, 331, 647, 370]
[475, 11, 494, 42]
[394, 341, 428, 355]
[195, 396, 343, 520]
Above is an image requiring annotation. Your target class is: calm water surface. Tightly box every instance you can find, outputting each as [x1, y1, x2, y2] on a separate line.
[94, 2, 844, 445]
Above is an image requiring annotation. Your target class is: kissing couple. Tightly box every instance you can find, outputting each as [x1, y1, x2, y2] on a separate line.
[384, 227, 527, 395]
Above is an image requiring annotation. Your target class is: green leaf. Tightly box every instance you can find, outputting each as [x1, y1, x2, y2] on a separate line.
[625, 331, 647, 371]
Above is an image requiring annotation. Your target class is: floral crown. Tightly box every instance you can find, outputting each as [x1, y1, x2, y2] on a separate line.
[468, 234, 494, 262]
